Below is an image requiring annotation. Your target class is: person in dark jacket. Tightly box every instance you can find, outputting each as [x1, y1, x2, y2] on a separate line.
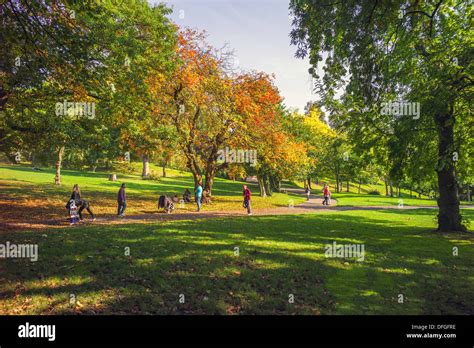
[158, 195, 174, 213]
[183, 189, 191, 203]
[117, 183, 126, 217]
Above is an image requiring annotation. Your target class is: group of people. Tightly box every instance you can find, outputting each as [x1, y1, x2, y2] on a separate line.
[65, 181, 331, 224]
[65, 184, 96, 225]
[305, 183, 331, 205]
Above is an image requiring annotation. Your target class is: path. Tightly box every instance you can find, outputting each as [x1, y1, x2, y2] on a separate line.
[4, 187, 460, 232]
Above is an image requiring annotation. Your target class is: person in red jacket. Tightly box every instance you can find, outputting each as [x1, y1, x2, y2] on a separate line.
[322, 184, 331, 205]
[243, 185, 252, 215]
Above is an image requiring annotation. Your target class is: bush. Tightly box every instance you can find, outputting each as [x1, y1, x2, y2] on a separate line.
[368, 190, 381, 195]
[142, 170, 161, 181]
[113, 161, 138, 175]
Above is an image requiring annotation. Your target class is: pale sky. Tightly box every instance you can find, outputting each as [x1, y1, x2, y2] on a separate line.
[150, 0, 316, 111]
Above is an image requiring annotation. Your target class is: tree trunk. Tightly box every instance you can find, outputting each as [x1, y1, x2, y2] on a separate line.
[269, 175, 280, 192]
[346, 180, 349, 192]
[142, 154, 150, 177]
[54, 146, 65, 185]
[397, 185, 400, 197]
[162, 164, 166, 178]
[263, 174, 272, 197]
[204, 175, 214, 195]
[358, 178, 361, 194]
[307, 177, 312, 190]
[389, 180, 393, 197]
[467, 185, 471, 202]
[193, 173, 202, 187]
[258, 175, 267, 197]
[185, 155, 202, 187]
[435, 110, 465, 232]
[204, 169, 216, 196]
[384, 178, 389, 196]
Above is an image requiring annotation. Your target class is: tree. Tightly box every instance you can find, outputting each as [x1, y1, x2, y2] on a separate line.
[290, 0, 473, 231]
[1, 0, 177, 183]
[282, 106, 335, 188]
[150, 30, 286, 195]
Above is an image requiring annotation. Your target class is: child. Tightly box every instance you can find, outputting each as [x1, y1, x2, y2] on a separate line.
[69, 199, 79, 225]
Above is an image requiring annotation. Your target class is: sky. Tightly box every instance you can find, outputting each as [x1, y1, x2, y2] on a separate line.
[150, 0, 316, 111]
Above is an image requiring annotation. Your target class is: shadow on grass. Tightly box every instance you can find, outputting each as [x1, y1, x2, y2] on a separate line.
[1, 211, 473, 315]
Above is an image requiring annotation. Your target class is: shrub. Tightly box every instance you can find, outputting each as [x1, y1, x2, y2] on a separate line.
[142, 170, 161, 181]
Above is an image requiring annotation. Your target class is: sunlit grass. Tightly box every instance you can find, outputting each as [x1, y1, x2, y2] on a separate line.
[1, 209, 473, 315]
[0, 164, 305, 220]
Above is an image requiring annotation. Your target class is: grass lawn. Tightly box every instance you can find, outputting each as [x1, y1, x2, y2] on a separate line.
[0, 164, 305, 224]
[332, 192, 439, 207]
[1, 209, 473, 315]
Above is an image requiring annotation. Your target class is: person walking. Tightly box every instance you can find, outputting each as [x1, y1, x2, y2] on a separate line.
[117, 183, 126, 217]
[305, 186, 311, 201]
[323, 184, 331, 205]
[195, 181, 203, 212]
[243, 185, 252, 215]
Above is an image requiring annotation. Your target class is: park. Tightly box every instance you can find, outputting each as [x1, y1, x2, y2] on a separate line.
[0, 0, 473, 317]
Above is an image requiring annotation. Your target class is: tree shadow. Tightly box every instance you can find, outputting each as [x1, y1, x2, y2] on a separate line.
[1, 212, 473, 315]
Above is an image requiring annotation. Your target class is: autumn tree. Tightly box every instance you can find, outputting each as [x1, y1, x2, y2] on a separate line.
[150, 30, 287, 195]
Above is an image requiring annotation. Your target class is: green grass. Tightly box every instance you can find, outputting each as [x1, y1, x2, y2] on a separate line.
[296, 178, 473, 207]
[0, 164, 305, 217]
[297, 177, 432, 199]
[1, 209, 473, 315]
[331, 193, 438, 207]
[1, 163, 473, 315]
